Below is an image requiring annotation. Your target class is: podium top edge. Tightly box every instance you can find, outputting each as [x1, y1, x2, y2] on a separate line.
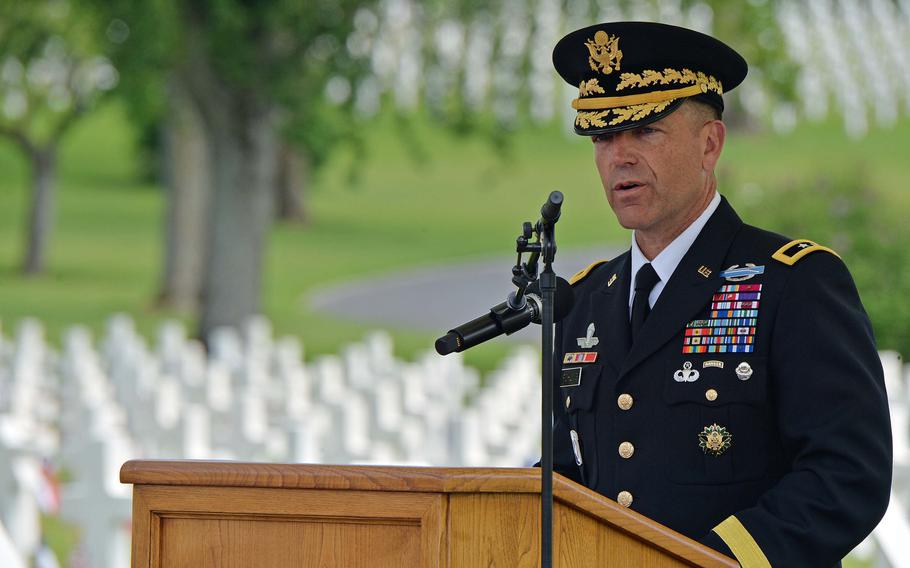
[120, 460, 548, 493]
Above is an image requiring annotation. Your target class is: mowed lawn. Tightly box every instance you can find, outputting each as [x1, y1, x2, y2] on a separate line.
[1, 101, 909, 371]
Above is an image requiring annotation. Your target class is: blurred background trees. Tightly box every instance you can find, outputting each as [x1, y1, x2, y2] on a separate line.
[1, 0, 909, 359]
[94, 0, 375, 339]
[92, 0, 790, 341]
[0, 0, 117, 274]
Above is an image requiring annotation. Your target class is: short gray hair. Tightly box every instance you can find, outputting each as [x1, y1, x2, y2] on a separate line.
[684, 98, 722, 122]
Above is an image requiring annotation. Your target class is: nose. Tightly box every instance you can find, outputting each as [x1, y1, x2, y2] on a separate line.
[596, 131, 638, 167]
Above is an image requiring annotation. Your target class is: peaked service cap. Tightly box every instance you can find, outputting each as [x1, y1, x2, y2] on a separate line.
[552, 21, 747, 135]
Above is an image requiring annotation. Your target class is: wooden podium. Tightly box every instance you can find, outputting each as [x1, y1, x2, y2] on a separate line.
[121, 460, 737, 567]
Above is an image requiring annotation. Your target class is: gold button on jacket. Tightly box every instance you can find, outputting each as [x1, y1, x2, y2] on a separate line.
[617, 491, 633, 507]
[617, 393, 633, 410]
[618, 441, 635, 459]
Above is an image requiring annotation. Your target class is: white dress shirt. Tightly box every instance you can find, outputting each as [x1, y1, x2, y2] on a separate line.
[628, 191, 721, 318]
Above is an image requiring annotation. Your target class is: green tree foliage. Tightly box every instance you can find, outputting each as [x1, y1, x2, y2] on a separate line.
[728, 173, 910, 358]
[97, 0, 373, 172]
[0, 0, 117, 273]
[88, 0, 384, 337]
[697, 0, 799, 105]
[81, 0, 804, 336]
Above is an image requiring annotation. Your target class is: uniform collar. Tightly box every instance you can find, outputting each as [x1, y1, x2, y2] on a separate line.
[629, 191, 721, 306]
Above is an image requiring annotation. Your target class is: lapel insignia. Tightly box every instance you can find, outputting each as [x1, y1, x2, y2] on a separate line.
[560, 367, 583, 387]
[699, 423, 732, 456]
[735, 362, 753, 381]
[564, 352, 598, 364]
[577, 322, 599, 348]
[697, 265, 712, 278]
[607, 273, 618, 287]
[719, 263, 765, 282]
[673, 361, 700, 382]
[683, 284, 762, 354]
[703, 360, 724, 369]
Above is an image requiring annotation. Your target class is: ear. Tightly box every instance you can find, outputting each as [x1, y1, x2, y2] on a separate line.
[701, 120, 726, 172]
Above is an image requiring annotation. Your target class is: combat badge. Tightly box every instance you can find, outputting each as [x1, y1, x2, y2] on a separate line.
[699, 423, 732, 456]
[577, 323, 599, 349]
[719, 263, 765, 282]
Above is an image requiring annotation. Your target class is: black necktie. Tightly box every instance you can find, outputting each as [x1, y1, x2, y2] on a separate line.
[631, 263, 660, 340]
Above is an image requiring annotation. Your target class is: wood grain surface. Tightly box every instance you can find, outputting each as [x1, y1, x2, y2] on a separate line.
[133, 484, 446, 568]
[124, 461, 737, 568]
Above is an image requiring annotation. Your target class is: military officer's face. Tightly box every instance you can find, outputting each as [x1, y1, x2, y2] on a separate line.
[592, 102, 725, 249]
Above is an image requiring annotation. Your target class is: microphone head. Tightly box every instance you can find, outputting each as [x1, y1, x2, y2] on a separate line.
[435, 332, 461, 356]
[540, 191, 564, 225]
[527, 276, 576, 322]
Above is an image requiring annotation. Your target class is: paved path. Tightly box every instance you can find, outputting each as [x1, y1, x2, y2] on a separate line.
[307, 244, 625, 342]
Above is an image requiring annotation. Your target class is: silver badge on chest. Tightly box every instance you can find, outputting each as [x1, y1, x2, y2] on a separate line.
[577, 322, 599, 349]
[735, 362, 753, 381]
[674, 361, 700, 382]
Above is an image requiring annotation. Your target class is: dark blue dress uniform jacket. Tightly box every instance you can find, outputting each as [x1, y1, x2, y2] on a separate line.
[552, 197, 892, 567]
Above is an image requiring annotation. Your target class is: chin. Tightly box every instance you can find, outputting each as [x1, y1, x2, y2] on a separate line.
[612, 210, 648, 231]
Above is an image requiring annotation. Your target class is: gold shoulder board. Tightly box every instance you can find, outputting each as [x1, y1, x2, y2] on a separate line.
[569, 260, 610, 285]
[771, 239, 840, 266]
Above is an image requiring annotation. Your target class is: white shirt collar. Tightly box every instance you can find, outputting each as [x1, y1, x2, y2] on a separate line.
[629, 191, 721, 312]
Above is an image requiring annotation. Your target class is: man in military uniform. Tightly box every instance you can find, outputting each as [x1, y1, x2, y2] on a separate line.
[550, 22, 891, 567]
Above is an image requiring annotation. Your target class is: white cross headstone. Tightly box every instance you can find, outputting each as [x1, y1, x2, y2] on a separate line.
[0, 518, 26, 568]
[60, 431, 134, 568]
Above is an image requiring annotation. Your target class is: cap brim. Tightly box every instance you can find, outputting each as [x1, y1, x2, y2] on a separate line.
[574, 98, 686, 136]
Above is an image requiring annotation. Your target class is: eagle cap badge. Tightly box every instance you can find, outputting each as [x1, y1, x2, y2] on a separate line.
[585, 31, 622, 75]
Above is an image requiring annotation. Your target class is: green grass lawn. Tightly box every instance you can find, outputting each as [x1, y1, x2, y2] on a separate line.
[1, 101, 909, 371]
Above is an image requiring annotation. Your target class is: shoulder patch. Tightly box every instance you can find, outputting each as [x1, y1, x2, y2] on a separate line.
[569, 260, 610, 285]
[771, 239, 840, 266]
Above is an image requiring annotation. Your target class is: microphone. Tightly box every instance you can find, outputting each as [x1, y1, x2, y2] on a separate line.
[435, 277, 575, 355]
[539, 191, 563, 231]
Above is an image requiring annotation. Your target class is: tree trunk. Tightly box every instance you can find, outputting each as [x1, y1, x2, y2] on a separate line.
[275, 144, 309, 224]
[178, 15, 280, 341]
[22, 146, 57, 275]
[197, 96, 278, 339]
[156, 76, 212, 312]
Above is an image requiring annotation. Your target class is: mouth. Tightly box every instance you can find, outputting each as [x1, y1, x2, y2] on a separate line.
[613, 180, 645, 192]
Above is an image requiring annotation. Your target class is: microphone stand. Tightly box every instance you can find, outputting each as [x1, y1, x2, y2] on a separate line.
[513, 192, 560, 568]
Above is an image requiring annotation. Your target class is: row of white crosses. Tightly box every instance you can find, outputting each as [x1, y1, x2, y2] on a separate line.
[867, 351, 910, 567]
[777, 0, 910, 137]
[58, 326, 135, 568]
[0, 320, 60, 567]
[3, 315, 910, 566]
[0, 314, 541, 567]
[365, 0, 718, 128]
[349, 0, 910, 137]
